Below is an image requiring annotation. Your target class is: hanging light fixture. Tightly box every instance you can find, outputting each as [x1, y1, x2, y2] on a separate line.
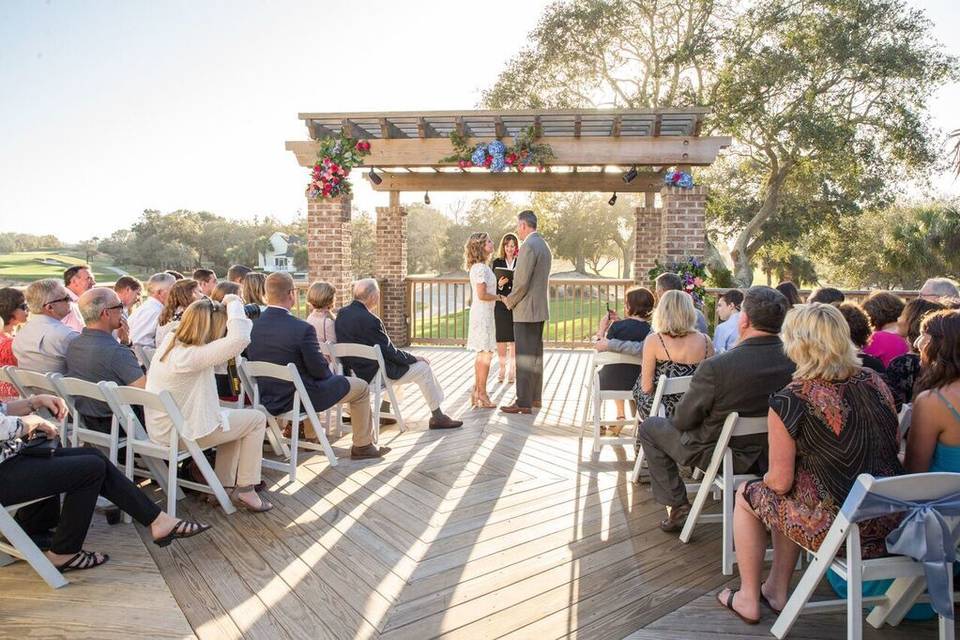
[608, 192, 618, 206]
[622, 165, 638, 183]
[367, 167, 382, 185]
[424, 191, 431, 205]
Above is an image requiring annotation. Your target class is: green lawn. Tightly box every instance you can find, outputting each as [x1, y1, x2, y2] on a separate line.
[411, 297, 627, 343]
[0, 251, 123, 285]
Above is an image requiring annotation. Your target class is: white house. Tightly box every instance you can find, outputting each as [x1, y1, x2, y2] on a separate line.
[257, 232, 300, 273]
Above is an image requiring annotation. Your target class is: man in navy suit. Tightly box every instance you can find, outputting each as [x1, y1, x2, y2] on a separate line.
[335, 279, 462, 430]
[246, 272, 386, 459]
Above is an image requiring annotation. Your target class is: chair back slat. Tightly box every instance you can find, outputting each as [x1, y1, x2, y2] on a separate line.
[592, 352, 643, 368]
[848, 472, 960, 508]
[241, 360, 294, 383]
[731, 415, 768, 437]
[54, 376, 107, 402]
[661, 375, 693, 395]
[331, 342, 380, 361]
[5, 368, 60, 396]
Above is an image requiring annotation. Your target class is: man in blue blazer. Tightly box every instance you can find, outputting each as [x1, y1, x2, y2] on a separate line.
[335, 279, 462, 430]
[246, 273, 386, 459]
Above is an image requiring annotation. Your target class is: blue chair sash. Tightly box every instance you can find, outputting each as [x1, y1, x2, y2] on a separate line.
[844, 483, 960, 619]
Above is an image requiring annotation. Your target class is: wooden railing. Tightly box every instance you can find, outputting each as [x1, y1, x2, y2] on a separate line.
[406, 275, 635, 348]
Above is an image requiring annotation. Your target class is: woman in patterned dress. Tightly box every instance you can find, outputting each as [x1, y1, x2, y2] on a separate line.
[718, 303, 904, 625]
[0, 288, 28, 400]
[465, 232, 498, 409]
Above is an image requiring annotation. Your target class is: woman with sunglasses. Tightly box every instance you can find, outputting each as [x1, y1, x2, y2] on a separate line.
[0, 287, 28, 400]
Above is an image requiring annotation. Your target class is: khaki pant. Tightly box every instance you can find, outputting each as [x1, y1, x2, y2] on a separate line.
[195, 409, 266, 488]
[339, 376, 374, 448]
[392, 360, 444, 411]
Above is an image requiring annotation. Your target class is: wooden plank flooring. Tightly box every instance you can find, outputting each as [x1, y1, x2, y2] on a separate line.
[4, 347, 945, 638]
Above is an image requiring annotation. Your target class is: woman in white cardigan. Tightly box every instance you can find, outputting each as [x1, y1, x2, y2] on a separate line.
[146, 294, 271, 512]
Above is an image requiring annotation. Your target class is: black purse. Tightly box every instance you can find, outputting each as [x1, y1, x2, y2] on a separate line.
[19, 434, 60, 458]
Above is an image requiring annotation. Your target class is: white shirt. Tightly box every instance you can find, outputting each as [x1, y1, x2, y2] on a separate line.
[145, 300, 251, 442]
[129, 296, 165, 349]
[62, 288, 85, 332]
[12, 314, 79, 374]
[713, 312, 740, 354]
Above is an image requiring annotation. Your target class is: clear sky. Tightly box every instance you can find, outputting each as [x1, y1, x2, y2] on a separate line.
[1, 0, 957, 242]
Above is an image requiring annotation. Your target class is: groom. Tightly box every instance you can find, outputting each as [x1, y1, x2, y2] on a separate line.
[499, 210, 552, 414]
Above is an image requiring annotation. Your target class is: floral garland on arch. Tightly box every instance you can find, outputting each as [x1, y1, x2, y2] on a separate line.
[440, 126, 556, 172]
[647, 257, 707, 306]
[307, 134, 371, 199]
[664, 169, 695, 189]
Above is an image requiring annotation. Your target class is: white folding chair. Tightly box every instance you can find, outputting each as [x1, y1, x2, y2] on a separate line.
[133, 345, 156, 372]
[319, 343, 344, 437]
[579, 351, 643, 452]
[678, 412, 768, 574]
[238, 360, 338, 483]
[99, 382, 236, 518]
[4, 367, 71, 446]
[331, 343, 406, 443]
[772, 472, 960, 640]
[630, 374, 693, 483]
[0, 497, 68, 589]
[48, 374, 125, 463]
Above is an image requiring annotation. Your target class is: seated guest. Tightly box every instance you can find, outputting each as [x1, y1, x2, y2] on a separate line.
[306, 281, 337, 346]
[226, 264, 252, 284]
[837, 302, 885, 373]
[719, 303, 903, 624]
[905, 309, 960, 473]
[636, 287, 794, 532]
[62, 265, 96, 332]
[155, 278, 202, 348]
[713, 289, 744, 353]
[807, 287, 845, 305]
[65, 288, 145, 434]
[247, 273, 387, 457]
[128, 272, 175, 350]
[774, 282, 802, 308]
[192, 268, 218, 297]
[632, 290, 713, 419]
[884, 298, 944, 409]
[920, 277, 960, 303]
[12, 279, 78, 374]
[241, 272, 267, 310]
[862, 290, 909, 367]
[655, 272, 708, 334]
[0, 394, 210, 571]
[0, 288, 28, 400]
[336, 278, 463, 430]
[146, 295, 271, 511]
[594, 286, 654, 423]
[113, 276, 142, 315]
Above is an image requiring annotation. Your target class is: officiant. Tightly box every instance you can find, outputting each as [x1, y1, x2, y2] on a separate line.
[492, 233, 518, 384]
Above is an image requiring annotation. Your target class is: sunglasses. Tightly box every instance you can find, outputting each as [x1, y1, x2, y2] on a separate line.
[105, 303, 125, 311]
[44, 296, 71, 306]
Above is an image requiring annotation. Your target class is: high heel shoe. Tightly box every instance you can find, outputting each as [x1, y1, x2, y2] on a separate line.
[230, 486, 273, 513]
[471, 389, 496, 409]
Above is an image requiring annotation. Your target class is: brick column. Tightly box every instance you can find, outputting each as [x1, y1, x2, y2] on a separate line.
[375, 204, 409, 347]
[659, 185, 707, 263]
[634, 205, 662, 286]
[306, 193, 352, 308]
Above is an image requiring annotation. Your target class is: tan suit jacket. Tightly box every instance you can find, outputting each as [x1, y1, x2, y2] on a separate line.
[505, 231, 552, 322]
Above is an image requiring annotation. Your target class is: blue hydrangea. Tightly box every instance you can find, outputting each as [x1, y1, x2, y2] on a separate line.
[678, 172, 694, 188]
[490, 154, 507, 172]
[471, 144, 488, 166]
[488, 140, 507, 156]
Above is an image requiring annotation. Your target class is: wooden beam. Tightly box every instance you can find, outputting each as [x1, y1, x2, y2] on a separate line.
[533, 115, 542, 137]
[574, 115, 582, 138]
[611, 115, 622, 137]
[417, 117, 438, 139]
[653, 114, 662, 137]
[299, 107, 712, 120]
[494, 116, 507, 139]
[364, 171, 664, 193]
[286, 135, 732, 168]
[342, 119, 369, 140]
[379, 118, 406, 139]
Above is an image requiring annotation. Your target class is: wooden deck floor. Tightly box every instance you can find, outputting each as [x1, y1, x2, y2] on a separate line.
[6, 348, 944, 639]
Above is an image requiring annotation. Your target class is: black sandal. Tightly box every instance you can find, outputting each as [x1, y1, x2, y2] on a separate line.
[55, 550, 109, 573]
[717, 589, 760, 625]
[153, 520, 212, 547]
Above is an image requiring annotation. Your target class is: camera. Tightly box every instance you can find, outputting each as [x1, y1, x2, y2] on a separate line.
[243, 303, 261, 320]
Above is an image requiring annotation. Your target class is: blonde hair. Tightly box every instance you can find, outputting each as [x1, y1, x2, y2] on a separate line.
[159, 279, 199, 325]
[782, 303, 860, 381]
[307, 281, 336, 312]
[241, 272, 266, 306]
[652, 290, 697, 337]
[464, 232, 490, 269]
[24, 279, 64, 314]
[160, 298, 227, 362]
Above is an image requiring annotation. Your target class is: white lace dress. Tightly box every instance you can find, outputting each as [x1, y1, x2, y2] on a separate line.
[467, 262, 497, 352]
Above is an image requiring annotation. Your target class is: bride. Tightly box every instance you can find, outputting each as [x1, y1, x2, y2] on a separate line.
[465, 232, 498, 408]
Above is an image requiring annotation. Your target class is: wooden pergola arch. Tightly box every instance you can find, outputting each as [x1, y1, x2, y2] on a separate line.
[286, 108, 729, 345]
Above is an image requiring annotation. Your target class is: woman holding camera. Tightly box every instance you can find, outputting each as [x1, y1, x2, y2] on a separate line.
[146, 294, 271, 512]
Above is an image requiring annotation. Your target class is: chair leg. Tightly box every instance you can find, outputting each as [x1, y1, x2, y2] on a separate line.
[186, 443, 236, 515]
[939, 571, 955, 640]
[0, 509, 68, 589]
[679, 467, 715, 546]
[866, 576, 926, 629]
[630, 446, 645, 484]
[847, 527, 863, 640]
[166, 453, 178, 517]
[592, 380, 602, 453]
[384, 382, 405, 433]
[372, 380, 381, 445]
[771, 548, 839, 638]
[308, 414, 338, 468]
[288, 412, 299, 483]
[721, 454, 735, 575]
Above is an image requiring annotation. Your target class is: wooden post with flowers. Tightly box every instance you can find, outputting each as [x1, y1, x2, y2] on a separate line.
[304, 135, 372, 308]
